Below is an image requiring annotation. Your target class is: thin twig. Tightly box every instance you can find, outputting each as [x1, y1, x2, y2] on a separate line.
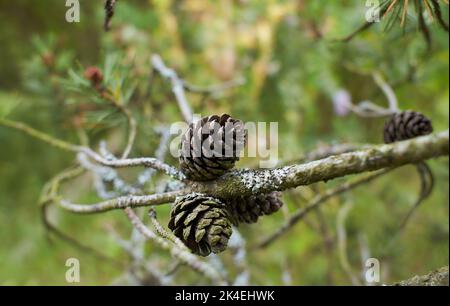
[148, 208, 187, 249]
[399, 162, 434, 230]
[385, 162, 435, 251]
[0, 117, 80, 152]
[39, 166, 125, 268]
[151, 54, 193, 122]
[58, 189, 188, 214]
[228, 228, 250, 286]
[256, 169, 393, 249]
[372, 72, 399, 112]
[0, 117, 183, 179]
[123, 207, 227, 285]
[336, 201, 362, 286]
[100, 92, 137, 159]
[314, 207, 335, 285]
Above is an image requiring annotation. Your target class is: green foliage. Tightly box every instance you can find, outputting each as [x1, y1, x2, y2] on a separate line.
[0, 0, 448, 285]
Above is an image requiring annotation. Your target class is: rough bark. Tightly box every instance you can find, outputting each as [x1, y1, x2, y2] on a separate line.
[191, 130, 449, 199]
[393, 266, 449, 286]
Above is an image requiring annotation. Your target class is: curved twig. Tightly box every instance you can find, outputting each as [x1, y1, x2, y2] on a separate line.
[39, 166, 125, 267]
[58, 189, 188, 214]
[256, 169, 393, 249]
[123, 207, 227, 285]
[0, 117, 183, 180]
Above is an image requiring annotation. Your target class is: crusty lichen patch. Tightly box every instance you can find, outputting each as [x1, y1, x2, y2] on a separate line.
[393, 266, 449, 286]
[239, 167, 293, 193]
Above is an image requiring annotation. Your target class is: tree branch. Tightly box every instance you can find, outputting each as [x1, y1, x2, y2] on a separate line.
[256, 169, 392, 249]
[192, 130, 449, 198]
[57, 130, 448, 214]
[0, 117, 183, 180]
[58, 189, 188, 214]
[393, 266, 449, 286]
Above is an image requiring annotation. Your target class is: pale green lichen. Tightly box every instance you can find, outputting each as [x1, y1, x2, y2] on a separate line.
[393, 266, 449, 286]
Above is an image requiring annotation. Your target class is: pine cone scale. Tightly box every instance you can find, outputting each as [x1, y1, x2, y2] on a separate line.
[168, 194, 233, 256]
[227, 191, 284, 224]
[179, 114, 246, 181]
[383, 111, 433, 143]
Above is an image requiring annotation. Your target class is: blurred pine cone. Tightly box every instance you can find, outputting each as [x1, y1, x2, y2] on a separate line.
[227, 192, 284, 224]
[168, 193, 233, 257]
[383, 111, 433, 143]
[179, 114, 246, 181]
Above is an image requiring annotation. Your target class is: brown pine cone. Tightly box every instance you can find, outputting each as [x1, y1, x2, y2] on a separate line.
[179, 114, 246, 181]
[168, 193, 233, 257]
[383, 111, 433, 144]
[227, 192, 284, 225]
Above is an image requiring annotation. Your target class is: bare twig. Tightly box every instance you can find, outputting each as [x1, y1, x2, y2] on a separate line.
[358, 233, 372, 286]
[398, 162, 434, 231]
[77, 153, 140, 198]
[151, 54, 245, 122]
[99, 91, 137, 159]
[39, 166, 125, 267]
[58, 189, 188, 214]
[337, 1, 389, 42]
[228, 228, 250, 286]
[385, 162, 435, 251]
[0, 117, 183, 179]
[80, 148, 183, 180]
[256, 169, 393, 249]
[0, 117, 80, 152]
[372, 72, 399, 112]
[314, 207, 335, 285]
[337, 201, 361, 286]
[148, 208, 187, 249]
[123, 207, 227, 285]
[151, 54, 193, 122]
[137, 126, 172, 187]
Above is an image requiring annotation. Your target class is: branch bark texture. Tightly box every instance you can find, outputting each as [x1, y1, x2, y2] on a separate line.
[393, 266, 449, 286]
[192, 130, 449, 199]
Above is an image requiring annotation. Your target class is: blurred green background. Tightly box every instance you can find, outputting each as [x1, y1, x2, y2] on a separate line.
[0, 0, 448, 285]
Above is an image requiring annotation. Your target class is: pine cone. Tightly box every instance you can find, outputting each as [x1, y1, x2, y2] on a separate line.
[179, 114, 246, 181]
[227, 192, 284, 224]
[383, 111, 433, 144]
[168, 194, 233, 257]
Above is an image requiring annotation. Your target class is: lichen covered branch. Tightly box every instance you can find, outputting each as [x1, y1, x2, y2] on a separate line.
[58, 190, 188, 214]
[393, 266, 449, 286]
[192, 130, 449, 199]
[56, 130, 448, 214]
